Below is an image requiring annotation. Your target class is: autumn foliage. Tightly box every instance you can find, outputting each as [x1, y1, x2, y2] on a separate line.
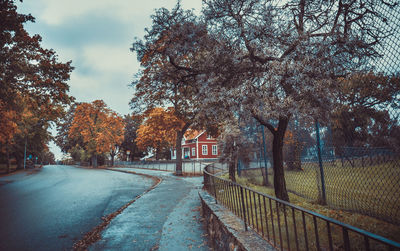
[136, 108, 184, 158]
[0, 101, 19, 146]
[69, 100, 124, 167]
[0, 1, 73, 171]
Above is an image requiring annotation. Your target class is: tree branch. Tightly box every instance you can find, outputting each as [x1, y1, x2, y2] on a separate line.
[168, 55, 197, 73]
[251, 110, 276, 134]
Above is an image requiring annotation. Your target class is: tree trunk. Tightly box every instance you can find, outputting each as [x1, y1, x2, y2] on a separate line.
[229, 156, 237, 182]
[253, 113, 291, 201]
[175, 131, 184, 176]
[174, 122, 191, 176]
[92, 155, 98, 168]
[272, 118, 290, 202]
[111, 154, 115, 167]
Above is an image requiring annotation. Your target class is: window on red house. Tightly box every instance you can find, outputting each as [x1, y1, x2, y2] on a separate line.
[202, 145, 208, 155]
[212, 145, 218, 155]
[192, 147, 196, 156]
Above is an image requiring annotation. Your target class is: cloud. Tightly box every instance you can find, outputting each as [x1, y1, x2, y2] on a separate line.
[68, 63, 135, 115]
[31, 0, 202, 26]
[15, 0, 203, 160]
[82, 44, 139, 74]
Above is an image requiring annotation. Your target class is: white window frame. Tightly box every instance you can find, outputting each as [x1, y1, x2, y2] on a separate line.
[212, 145, 218, 155]
[192, 147, 196, 156]
[202, 145, 208, 155]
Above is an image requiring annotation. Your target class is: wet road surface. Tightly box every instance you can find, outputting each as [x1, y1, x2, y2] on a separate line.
[0, 165, 153, 251]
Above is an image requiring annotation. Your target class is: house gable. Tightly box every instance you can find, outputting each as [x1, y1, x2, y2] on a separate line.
[172, 129, 219, 160]
[197, 132, 216, 142]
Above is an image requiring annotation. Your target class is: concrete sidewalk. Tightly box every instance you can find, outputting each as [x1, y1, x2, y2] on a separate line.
[90, 168, 211, 251]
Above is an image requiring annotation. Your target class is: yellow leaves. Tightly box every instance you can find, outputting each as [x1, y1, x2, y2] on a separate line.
[284, 129, 296, 145]
[0, 102, 19, 146]
[184, 129, 201, 140]
[136, 107, 184, 151]
[69, 100, 125, 155]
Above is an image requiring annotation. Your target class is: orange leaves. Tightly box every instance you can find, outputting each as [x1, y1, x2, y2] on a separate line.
[136, 107, 184, 151]
[284, 129, 295, 145]
[69, 100, 125, 155]
[141, 53, 150, 65]
[0, 102, 19, 146]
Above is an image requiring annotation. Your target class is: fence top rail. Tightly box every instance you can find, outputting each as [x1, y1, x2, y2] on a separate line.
[203, 164, 400, 248]
[120, 159, 219, 163]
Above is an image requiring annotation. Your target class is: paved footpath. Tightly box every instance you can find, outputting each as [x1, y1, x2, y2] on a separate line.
[90, 168, 211, 251]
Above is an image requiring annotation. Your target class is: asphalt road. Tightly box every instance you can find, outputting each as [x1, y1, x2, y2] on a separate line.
[0, 165, 154, 251]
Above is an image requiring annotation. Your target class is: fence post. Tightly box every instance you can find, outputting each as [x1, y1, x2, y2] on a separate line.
[240, 186, 248, 231]
[315, 120, 327, 205]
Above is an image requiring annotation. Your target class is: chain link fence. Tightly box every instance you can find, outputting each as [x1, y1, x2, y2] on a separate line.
[239, 3, 400, 224]
[240, 123, 400, 224]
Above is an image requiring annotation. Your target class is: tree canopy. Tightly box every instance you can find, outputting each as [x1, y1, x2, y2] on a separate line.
[130, 0, 396, 200]
[332, 72, 400, 151]
[69, 100, 124, 167]
[0, 0, 74, 171]
[197, 0, 395, 201]
[136, 107, 184, 159]
[131, 3, 215, 174]
[119, 114, 145, 161]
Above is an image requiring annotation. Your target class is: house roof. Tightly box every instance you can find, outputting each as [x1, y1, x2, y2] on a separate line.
[184, 130, 205, 140]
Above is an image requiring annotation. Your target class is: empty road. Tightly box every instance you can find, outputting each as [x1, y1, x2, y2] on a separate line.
[0, 165, 154, 251]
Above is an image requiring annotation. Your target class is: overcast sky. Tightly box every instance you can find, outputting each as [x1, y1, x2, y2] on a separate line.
[16, 0, 202, 160]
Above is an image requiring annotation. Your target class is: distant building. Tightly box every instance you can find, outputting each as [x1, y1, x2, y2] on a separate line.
[171, 130, 220, 160]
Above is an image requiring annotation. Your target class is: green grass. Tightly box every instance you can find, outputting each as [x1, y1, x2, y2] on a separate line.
[215, 160, 400, 250]
[241, 159, 400, 225]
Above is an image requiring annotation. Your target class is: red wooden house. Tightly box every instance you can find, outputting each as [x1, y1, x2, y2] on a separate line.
[171, 130, 220, 160]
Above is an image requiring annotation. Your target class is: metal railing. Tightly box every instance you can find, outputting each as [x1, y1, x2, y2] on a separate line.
[114, 159, 223, 175]
[203, 164, 400, 251]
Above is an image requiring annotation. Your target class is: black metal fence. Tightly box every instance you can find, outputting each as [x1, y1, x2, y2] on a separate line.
[204, 164, 400, 251]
